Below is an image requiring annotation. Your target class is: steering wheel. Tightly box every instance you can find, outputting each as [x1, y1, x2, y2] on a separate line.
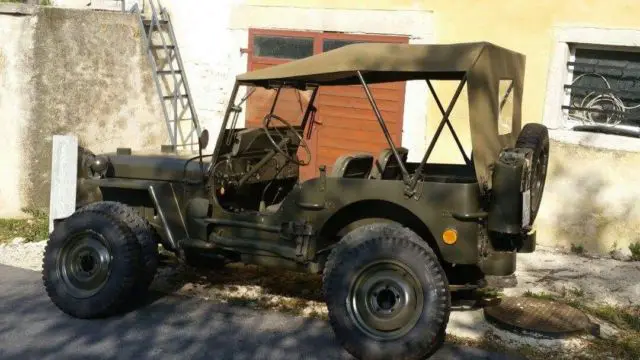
[262, 114, 312, 166]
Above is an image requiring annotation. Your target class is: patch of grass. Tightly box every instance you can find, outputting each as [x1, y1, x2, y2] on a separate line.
[570, 243, 585, 255]
[590, 305, 640, 332]
[445, 333, 552, 360]
[522, 290, 640, 359]
[629, 242, 640, 261]
[568, 287, 586, 298]
[0, 0, 51, 3]
[0, 208, 49, 244]
[523, 290, 556, 301]
[476, 287, 503, 298]
[586, 333, 640, 360]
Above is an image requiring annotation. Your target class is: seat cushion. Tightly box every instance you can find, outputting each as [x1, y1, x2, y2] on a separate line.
[330, 153, 374, 178]
[370, 147, 408, 180]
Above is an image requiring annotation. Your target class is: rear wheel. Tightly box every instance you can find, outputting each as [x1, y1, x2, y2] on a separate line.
[323, 223, 450, 360]
[515, 123, 549, 225]
[42, 210, 141, 318]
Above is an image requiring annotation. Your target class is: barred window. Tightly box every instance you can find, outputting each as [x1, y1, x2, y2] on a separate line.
[563, 46, 640, 138]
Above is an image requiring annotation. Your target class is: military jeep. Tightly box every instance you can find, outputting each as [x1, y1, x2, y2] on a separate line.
[43, 42, 548, 360]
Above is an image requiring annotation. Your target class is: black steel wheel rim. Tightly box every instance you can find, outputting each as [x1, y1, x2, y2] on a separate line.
[347, 260, 424, 341]
[57, 230, 112, 298]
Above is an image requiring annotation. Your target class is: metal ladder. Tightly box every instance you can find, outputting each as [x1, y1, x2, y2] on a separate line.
[130, 0, 201, 153]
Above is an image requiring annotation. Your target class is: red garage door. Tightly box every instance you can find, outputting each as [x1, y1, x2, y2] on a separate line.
[245, 29, 408, 180]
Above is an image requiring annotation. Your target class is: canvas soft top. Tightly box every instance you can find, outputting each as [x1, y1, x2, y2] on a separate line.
[236, 42, 523, 86]
[235, 41, 526, 191]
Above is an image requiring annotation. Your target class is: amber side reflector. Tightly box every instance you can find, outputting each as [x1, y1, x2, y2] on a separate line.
[442, 228, 458, 245]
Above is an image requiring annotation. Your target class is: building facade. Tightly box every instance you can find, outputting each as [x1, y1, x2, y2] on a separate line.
[34, 0, 640, 254]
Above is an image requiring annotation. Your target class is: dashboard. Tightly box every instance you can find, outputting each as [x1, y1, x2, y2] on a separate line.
[209, 126, 303, 212]
[212, 126, 301, 186]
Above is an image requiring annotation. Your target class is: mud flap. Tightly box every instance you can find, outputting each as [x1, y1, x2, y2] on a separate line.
[48, 135, 78, 234]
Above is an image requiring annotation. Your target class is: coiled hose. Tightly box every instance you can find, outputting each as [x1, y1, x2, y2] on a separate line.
[567, 72, 640, 126]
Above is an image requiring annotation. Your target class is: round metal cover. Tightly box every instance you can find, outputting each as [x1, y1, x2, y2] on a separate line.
[483, 296, 598, 338]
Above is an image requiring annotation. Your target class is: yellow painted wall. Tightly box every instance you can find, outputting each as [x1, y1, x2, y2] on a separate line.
[248, 0, 640, 161]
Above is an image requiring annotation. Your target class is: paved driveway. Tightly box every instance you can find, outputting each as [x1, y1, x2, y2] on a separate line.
[0, 264, 523, 360]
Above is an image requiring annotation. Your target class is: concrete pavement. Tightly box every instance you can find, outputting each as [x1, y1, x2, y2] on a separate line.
[0, 264, 524, 360]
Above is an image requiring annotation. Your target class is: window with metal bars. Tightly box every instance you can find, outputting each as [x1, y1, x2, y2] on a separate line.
[562, 46, 640, 138]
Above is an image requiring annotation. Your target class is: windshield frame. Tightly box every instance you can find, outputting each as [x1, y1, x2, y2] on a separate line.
[210, 81, 320, 164]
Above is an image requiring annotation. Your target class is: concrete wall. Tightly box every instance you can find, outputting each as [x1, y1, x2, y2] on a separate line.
[537, 140, 640, 254]
[0, 5, 166, 217]
[0, 7, 35, 218]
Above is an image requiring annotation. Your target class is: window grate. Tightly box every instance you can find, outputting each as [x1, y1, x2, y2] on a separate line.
[563, 47, 640, 137]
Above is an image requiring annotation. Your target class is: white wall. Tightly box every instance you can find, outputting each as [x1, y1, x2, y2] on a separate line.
[161, 0, 246, 153]
[0, 11, 35, 218]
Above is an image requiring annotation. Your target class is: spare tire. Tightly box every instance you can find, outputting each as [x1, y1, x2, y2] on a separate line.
[515, 123, 549, 225]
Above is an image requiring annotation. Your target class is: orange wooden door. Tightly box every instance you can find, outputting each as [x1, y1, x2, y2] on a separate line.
[245, 29, 408, 181]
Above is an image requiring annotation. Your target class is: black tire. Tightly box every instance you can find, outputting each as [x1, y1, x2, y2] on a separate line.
[81, 201, 159, 297]
[323, 223, 450, 360]
[515, 123, 549, 225]
[42, 210, 141, 318]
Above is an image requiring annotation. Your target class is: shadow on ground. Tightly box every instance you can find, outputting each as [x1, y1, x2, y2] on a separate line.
[152, 253, 495, 308]
[0, 264, 522, 360]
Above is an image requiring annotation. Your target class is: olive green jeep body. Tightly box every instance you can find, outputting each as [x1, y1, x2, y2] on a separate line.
[45, 42, 549, 360]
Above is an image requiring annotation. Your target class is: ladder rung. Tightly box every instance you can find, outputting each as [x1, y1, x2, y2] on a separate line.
[143, 19, 168, 26]
[157, 70, 182, 75]
[151, 45, 175, 50]
[162, 94, 189, 100]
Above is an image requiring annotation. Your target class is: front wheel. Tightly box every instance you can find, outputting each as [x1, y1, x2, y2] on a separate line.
[42, 210, 141, 318]
[323, 223, 450, 360]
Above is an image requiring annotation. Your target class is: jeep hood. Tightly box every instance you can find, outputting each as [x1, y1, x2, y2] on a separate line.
[104, 153, 209, 182]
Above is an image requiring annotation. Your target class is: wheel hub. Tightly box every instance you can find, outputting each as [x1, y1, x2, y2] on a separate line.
[373, 286, 401, 312]
[348, 260, 424, 340]
[58, 231, 112, 299]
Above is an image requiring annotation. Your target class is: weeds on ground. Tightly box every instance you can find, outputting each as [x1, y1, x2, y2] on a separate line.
[570, 243, 585, 255]
[446, 332, 556, 360]
[0, 208, 48, 244]
[629, 242, 640, 261]
[0, 0, 51, 4]
[523, 290, 640, 359]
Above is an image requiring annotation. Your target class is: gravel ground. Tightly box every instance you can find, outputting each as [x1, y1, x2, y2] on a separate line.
[2, 238, 638, 357]
[0, 238, 46, 272]
[505, 246, 640, 307]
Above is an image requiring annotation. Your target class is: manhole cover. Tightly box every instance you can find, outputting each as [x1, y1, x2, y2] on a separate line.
[483, 296, 599, 338]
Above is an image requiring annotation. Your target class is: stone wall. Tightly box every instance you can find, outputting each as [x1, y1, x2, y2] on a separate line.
[0, 4, 166, 217]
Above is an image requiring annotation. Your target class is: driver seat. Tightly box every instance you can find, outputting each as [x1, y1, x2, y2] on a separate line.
[330, 153, 375, 178]
[262, 153, 374, 214]
[369, 147, 408, 180]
